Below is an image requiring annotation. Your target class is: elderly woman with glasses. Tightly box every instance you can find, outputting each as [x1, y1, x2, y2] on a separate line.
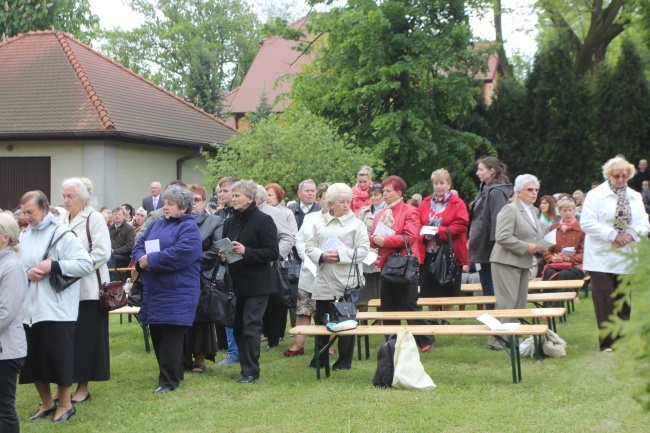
[581, 156, 650, 352]
[541, 197, 586, 282]
[489, 174, 549, 349]
[132, 185, 203, 393]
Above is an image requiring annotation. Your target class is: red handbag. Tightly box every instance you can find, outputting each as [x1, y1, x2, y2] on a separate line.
[99, 281, 128, 312]
[542, 262, 573, 281]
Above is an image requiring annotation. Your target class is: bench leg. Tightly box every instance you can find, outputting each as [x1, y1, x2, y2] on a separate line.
[365, 335, 370, 360]
[508, 335, 519, 384]
[314, 337, 321, 380]
[357, 336, 362, 361]
[314, 336, 337, 379]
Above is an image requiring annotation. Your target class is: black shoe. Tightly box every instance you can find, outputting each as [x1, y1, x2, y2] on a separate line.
[266, 345, 277, 351]
[237, 375, 259, 384]
[153, 386, 173, 393]
[29, 404, 57, 421]
[71, 392, 91, 404]
[333, 365, 351, 371]
[52, 407, 76, 424]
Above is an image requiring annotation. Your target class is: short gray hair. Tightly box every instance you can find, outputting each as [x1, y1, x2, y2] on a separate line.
[298, 179, 316, 191]
[135, 207, 147, 216]
[161, 185, 193, 212]
[0, 213, 20, 251]
[324, 183, 353, 207]
[61, 177, 93, 204]
[514, 174, 540, 193]
[231, 180, 258, 200]
[255, 185, 268, 205]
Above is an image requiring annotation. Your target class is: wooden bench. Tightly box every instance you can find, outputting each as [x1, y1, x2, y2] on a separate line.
[289, 324, 548, 384]
[461, 280, 584, 312]
[368, 292, 577, 309]
[109, 306, 150, 353]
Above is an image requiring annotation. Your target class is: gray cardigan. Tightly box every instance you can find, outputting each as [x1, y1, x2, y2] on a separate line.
[468, 183, 512, 264]
[0, 247, 28, 360]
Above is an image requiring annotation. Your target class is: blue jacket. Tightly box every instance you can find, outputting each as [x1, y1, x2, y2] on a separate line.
[132, 213, 202, 326]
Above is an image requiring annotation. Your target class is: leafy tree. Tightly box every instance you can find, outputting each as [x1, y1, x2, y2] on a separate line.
[100, 0, 262, 116]
[595, 38, 650, 164]
[523, 38, 598, 193]
[1, 0, 99, 42]
[290, 0, 491, 195]
[536, 0, 639, 77]
[203, 104, 382, 198]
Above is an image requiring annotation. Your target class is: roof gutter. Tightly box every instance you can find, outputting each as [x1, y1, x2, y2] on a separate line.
[177, 146, 204, 181]
[0, 130, 228, 150]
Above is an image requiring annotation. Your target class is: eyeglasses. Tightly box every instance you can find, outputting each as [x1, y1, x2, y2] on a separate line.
[371, 184, 382, 188]
[193, 197, 203, 202]
[525, 188, 539, 192]
[611, 173, 629, 180]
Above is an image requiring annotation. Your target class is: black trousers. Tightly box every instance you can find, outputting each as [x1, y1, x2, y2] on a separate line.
[380, 279, 435, 348]
[0, 357, 24, 433]
[542, 265, 584, 281]
[149, 324, 188, 389]
[234, 295, 268, 377]
[590, 271, 631, 350]
[309, 300, 355, 369]
[262, 306, 286, 347]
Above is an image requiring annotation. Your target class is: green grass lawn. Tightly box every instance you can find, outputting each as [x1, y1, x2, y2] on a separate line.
[15, 296, 650, 432]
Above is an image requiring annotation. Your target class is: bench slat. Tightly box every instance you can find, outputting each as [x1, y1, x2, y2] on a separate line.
[356, 307, 565, 321]
[461, 279, 584, 292]
[367, 292, 577, 308]
[289, 324, 548, 336]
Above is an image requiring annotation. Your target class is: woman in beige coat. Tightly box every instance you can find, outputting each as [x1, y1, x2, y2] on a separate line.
[305, 183, 369, 370]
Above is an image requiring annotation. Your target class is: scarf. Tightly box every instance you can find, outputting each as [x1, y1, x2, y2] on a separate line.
[428, 191, 452, 226]
[608, 180, 632, 232]
[352, 184, 370, 208]
[379, 199, 402, 228]
[371, 200, 386, 217]
[560, 217, 576, 233]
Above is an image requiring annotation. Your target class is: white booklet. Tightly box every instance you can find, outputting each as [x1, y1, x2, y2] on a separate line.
[561, 246, 575, 257]
[477, 313, 521, 331]
[373, 221, 395, 236]
[420, 226, 439, 236]
[145, 239, 160, 254]
[322, 236, 347, 251]
[362, 250, 378, 267]
[215, 238, 243, 264]
[537, 229, 557, 249]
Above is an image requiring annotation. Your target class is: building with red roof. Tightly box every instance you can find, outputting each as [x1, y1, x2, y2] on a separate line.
[0, 30, 235, 210]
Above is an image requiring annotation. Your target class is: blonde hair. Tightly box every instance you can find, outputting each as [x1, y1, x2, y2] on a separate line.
[0, 213, 20, 251]
[602, 156, 636, 180]
[430, 168, 451, 185]
[556, 197, 576, 211]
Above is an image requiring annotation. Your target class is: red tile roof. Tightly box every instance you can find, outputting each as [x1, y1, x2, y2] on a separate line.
[225, 15, 313, 115]
[0, 30, 235, 147]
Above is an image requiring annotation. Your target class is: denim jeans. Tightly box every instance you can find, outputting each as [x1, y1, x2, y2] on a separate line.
[478, 262, 494, 310]
[225, 327, 239, 359]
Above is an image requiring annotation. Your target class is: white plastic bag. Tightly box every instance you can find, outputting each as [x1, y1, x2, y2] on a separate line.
[392, 331, 436, 390]
[519, 336, 536, 358]
[541, 329, 567, 358]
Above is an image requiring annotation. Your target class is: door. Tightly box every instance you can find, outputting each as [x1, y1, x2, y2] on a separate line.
[0, 156, 51, 211]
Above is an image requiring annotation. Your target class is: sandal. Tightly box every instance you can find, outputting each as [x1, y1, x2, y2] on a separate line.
[191, 364, 207, 374]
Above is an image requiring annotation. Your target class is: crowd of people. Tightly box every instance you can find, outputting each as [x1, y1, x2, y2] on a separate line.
[1, 156, 649, 429]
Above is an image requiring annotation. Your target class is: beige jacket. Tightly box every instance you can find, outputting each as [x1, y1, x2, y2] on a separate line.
[306, 211, 369, 301]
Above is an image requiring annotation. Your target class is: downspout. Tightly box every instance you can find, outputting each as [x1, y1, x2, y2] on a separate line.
[176, 146, 203, 180]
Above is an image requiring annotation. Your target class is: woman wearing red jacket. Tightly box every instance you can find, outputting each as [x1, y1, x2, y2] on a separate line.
[370, 175, 434, 352]
[417, 169, 469, 321]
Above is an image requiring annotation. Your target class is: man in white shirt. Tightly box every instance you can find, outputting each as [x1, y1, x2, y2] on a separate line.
[142, 181, 163, 214]
[287, 179, 322, 230]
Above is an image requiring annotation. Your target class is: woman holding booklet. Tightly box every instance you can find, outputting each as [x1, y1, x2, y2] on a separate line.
[417, 169, 469, 318]
[489, 174, 549, 350]
[541, 197, 585, 281]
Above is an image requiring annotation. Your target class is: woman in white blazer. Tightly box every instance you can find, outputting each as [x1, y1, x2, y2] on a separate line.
[580, 156, 650, 352]
[60, 178, 112, 403]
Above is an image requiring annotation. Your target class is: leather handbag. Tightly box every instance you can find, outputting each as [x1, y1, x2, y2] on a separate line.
[196, 262, 235, 327]
[344, 249, 366, 307]
[269, 261, 296, 311]
[283, 251, 301, 284]
[99, 281, 128, 312]
[429, 227, 459, 286]
[324, 298, 358, 332]
[127, 275, 143, 307]
[42, 228, 81, 293]
[380, 234, 420, 285]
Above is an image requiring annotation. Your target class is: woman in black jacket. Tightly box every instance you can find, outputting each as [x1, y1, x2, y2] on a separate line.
[220, 180, 279, 384]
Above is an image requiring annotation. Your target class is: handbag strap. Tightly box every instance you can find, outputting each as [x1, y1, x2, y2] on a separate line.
[446, 227, 453, 250]
[346, 249, 361, 287]
[402, 234, 414, 256]
[42, 228, 74, 261]
[85, 212, 104, 291]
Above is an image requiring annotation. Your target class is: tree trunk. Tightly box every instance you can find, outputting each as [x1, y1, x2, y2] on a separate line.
[494, 0, 514, 78]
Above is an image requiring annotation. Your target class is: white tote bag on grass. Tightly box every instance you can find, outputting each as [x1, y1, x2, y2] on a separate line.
[392, 331, 436, 390]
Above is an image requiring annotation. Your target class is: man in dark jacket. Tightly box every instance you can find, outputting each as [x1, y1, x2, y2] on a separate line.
[287, 179, 322, 230]
[108, 207, 136, 279]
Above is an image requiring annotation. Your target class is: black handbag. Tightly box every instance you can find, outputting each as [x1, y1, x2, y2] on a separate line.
[269, 262, 296, 311]
[195, 263, 236, 327]
[283, 251, 301, 284]
[379, 234, 420, 285]
[326, 299, 357, 324]
[343, 249, 366, 306]
[42, 229, 80, 293]
[429, 227, 459, 286]
[127, 275, 143, 307]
